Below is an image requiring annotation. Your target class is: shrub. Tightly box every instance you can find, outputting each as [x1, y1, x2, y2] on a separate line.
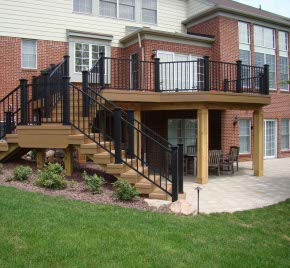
[82, 171, 104, 194]
[112, 180, 140, 201]
[34, 163, 67, 189]
[30, 149, 37, 161]
[10, 166, 32, 181]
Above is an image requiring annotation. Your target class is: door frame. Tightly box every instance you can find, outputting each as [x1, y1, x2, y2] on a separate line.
[264, 119, 278, 159]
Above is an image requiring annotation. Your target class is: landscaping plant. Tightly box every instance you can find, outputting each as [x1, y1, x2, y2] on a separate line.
[112, 179, 140, 201]
[10, 166, 32, 181]
[34, 163, 67, 189]
[82, 171, 104, 194]
[0, 163, 3, 174]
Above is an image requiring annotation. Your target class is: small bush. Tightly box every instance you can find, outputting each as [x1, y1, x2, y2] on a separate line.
[112, 180, 140, 201]
[10, 166, 32, 181]
[34, 163, 67, 189]
[82, 171, 104, 194]
[30, 149, 37, 161]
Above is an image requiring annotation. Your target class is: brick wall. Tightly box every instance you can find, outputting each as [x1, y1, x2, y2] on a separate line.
[0, 36, 68, 100]
[188, 16, 290, 159]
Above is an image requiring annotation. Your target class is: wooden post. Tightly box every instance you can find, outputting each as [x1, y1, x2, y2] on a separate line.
[253, 110, 264, 176]
[36, 149, 46, 170]
[197, 108, 209, 184]
[64, 147, 74, 176]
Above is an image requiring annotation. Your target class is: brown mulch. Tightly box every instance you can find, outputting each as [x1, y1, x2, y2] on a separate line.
[0, 159, 171, 213]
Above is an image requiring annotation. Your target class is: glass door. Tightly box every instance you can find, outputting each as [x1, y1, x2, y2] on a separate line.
[264, 119, 277, 159]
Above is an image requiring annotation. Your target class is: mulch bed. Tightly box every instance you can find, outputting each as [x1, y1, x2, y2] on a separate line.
[0, 159, 171, 213]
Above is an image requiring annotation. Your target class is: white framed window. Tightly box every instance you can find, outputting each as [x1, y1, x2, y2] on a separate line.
[168, 119, 198, 153]
[22, 39, 37, 69]
[254, 52, 276, 89]
[142, 0, 157, 24]
[73, 0, 92, 14]
[99, 0, 135, 20]
[254, 25, 275, 49]
[74, 43, 105, 73]
[239, 22, 250, 45]
[239, 119, 251, 154]
[280, 56, 289, 91]
[279, 31, 288, 52]
[157, 51, 203, 91]
[281, 119, 290, 150]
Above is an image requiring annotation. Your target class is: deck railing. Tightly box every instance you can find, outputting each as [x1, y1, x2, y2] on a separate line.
[90, 53, 270, 95]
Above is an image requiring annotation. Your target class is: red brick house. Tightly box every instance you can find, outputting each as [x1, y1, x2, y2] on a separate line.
[0, 0, 288, 200]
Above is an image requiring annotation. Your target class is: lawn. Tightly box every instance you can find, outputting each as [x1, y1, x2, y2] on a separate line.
[0, 186, 289, 268]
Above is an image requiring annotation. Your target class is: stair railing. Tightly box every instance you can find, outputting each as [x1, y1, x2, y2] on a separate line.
[67, 81, 180, 201]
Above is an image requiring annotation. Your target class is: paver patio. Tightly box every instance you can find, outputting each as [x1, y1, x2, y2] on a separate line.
[184, 158, 290, 214]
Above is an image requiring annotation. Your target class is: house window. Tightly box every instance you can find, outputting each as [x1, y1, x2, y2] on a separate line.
[74, 43, 105, 73]
[73, 0, 92, 13]
[239, 22, 250, 44]
[254, 52, 276, 89]
[281, 119, 290, 150]
[100, 0, 135, 20]
[254, 26, 275, 49]
[279, 31, 288, 51]
[22, 39, 37, 69]
[239, 119, 251, 154]
[280, 57, 289, 91]
[142, 0, 157, 24]
[168, 119, 197, 153]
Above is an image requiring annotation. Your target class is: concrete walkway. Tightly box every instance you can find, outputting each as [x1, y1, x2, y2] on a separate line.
[184, 158, 290, 214]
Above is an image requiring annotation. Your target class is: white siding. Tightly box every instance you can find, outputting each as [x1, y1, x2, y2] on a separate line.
[187, 0, 212, 18]
[0, 0, 188, 46]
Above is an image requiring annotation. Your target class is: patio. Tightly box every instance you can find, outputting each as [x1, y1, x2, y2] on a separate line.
[184, 158, 290, 214]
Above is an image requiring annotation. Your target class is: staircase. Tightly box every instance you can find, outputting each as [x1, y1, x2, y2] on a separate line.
[0, 55, 185, 202]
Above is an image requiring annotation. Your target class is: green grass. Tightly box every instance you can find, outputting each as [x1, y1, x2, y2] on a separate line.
[0, 186, 289, 268]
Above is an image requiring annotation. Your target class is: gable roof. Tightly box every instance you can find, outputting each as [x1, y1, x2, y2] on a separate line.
[207, 0, 290, 24]
[184, 0, 290, 28]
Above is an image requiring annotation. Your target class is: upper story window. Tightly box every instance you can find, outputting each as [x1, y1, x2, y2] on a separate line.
[73, 0, 92, 14]
[254, 25, 275, 49]
[142, 0, 157, 24]
[74, 43, 105, 73]
[238, 22, 250, 44]
[22, 39, 37, 69]
[279, 31, 288, 52]
[100, 0, 135, 20]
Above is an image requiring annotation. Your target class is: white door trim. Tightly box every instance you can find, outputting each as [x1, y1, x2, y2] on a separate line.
[264, 119, 278, 159]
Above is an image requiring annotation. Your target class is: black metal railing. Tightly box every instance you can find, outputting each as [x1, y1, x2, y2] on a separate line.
[68, 81, 180, 201]
[89, 54, 270, 95]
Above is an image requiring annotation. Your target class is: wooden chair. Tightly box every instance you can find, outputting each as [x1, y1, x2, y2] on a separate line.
[208, 150, 221, 176]
[220, 154, 234, 175]
[229, 146, 240, 171]
[187, 145, 197, 155]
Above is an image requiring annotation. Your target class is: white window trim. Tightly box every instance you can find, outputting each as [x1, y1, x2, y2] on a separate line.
[74, 42, 106, 74]
[264, 119, 278, 159]
[279, 56, 289, 92]
[73, 0, 93, 15]
[238, 21, 250, 46]
[278, 31, 288, 52]
[281, 119, 290, 151]
[21, 39, 37, 70]
[99, 0, 136, 22]
[254, 25, 276, 50]
[141, 0, 158, 25]
[239, 118, 252, 155]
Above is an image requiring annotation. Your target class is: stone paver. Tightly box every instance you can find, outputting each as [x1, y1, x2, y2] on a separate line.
[184, 158, 290, 214]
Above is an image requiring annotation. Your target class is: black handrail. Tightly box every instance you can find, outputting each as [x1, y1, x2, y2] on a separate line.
[69, 82, 178, 200]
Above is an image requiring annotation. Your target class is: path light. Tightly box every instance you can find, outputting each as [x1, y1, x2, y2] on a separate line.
[195, 187, 202, 214]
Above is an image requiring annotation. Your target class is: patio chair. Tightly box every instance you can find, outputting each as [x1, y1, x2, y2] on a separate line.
[220, 153, 234, 175]
[208, 150, 221, 176]
[229, 146, 240, 171]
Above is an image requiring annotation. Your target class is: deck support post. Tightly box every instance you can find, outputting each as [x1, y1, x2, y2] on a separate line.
[64, 146, 74, 176]
[197, 108, 209, 184]
[178, 144, 184, 194]
[127, 109, 135, 159]
[82, 70, 89, 117]
[20, 79, 28, 125]
[36, 149, 46, 170]
[113, 107, 122, 164]
[253, 109, 264, 177]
